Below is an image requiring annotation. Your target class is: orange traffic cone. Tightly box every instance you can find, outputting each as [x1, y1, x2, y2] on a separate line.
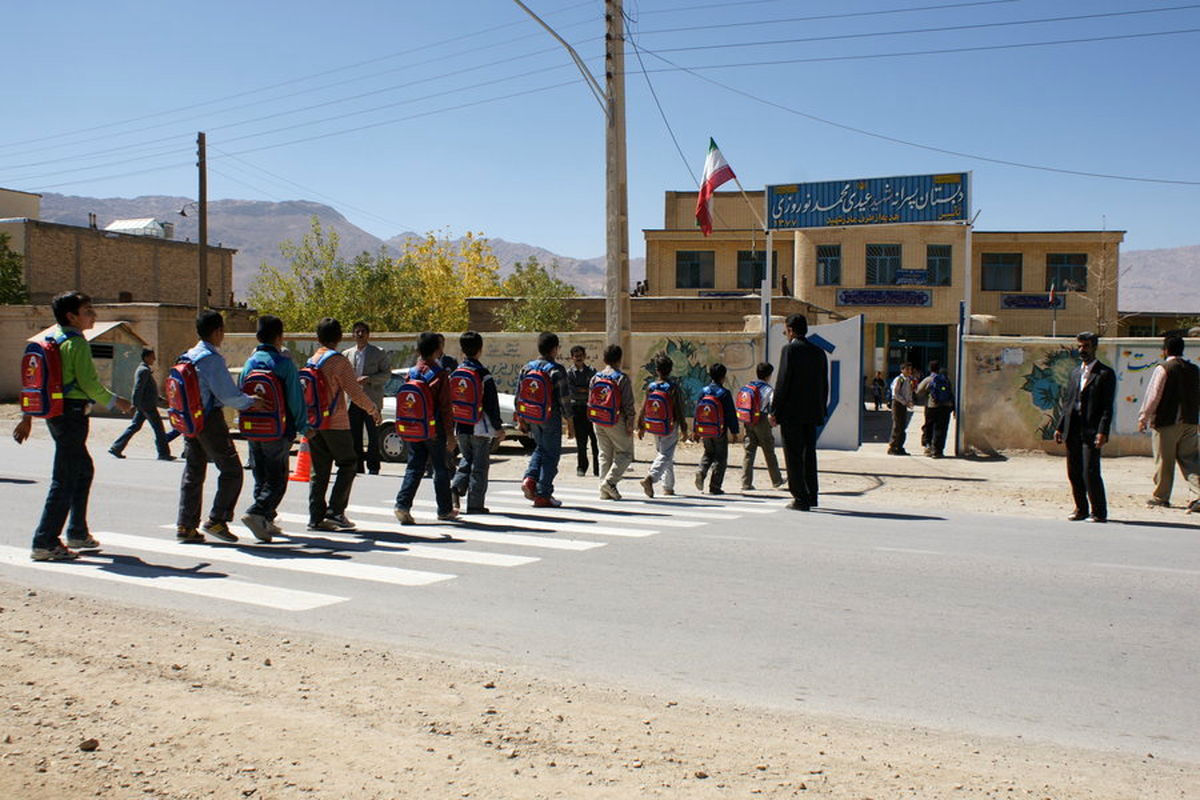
[289, 436, 312, 482]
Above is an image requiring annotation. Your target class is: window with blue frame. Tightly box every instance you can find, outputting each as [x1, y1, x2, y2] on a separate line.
[675, 250, 715, 289]
[981, 253, 1022, 291]
[816, 244, 841, 286]
[926, 244, 952, 286]
[866, 244, 901, 285]
[1045, 253, 1087, 292]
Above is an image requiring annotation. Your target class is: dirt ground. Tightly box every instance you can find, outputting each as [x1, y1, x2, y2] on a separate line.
[2, 407, 1197, 798]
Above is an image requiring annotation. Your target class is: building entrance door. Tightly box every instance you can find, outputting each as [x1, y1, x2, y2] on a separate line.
[887, 324, 949, 380]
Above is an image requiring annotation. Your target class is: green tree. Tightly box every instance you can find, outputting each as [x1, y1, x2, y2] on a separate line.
[492, 256, 581, 332]
[0, 233, 30, 305]
[247, 218, 503, 332]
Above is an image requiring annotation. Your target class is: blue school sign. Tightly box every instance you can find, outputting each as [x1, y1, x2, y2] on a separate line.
[767, 173, 969, 230]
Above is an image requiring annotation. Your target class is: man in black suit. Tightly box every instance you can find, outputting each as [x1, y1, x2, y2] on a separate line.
[1054, 332, 1116, 522]
[770, 313, 829, 511]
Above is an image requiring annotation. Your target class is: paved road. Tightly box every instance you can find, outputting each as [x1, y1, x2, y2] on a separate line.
[1, 432, 1197, 761]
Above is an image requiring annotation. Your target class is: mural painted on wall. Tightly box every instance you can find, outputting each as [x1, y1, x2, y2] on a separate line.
[1018, 345, 1077, 440]
[637, 336, 759, 410]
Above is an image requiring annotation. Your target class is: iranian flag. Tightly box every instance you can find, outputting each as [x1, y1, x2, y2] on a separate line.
[695, 138, 736, 236]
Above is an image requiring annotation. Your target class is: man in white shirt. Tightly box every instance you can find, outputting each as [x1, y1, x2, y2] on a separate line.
[1137, 335, 1200, 511]
[342, 321, 391, 475]
[887, 363, 915, 455]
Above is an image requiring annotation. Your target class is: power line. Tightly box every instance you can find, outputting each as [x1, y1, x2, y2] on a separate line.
[636, 0, 1022, 34]
[646, 5, 1200, 53]
[0, 0, 598, 152]
[637, 45, 1200, 187]
[631, 26, 1200, 72]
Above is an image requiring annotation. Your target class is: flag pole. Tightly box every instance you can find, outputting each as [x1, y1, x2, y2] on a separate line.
[731, 176, 773, 360]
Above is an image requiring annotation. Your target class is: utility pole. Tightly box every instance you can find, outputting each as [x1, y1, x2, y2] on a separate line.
[197, 131, 208, 312]
[604, 0, 630, 357]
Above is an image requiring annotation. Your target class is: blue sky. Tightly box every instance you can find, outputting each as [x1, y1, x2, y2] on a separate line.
[3, 0, 1198, 258]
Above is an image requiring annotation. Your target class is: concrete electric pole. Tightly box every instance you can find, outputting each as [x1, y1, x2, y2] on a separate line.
[196, 131, 208, 312]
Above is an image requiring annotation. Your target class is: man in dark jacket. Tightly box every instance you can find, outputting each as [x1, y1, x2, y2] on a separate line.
[109, 348, 176, 460]
[770, 314, 829, 511]
[1054, 332, 1116, 522]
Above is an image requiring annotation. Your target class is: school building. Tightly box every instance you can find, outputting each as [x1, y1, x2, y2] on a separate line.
[643, 188, 1124, 379]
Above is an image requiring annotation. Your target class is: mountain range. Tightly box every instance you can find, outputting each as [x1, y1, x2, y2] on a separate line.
[35, 193, 644, 297]
[32, 192, 1194, 312]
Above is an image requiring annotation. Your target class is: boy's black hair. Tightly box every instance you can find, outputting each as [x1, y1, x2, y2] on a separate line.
[537, 331, 559, 358]
[196, 309, 224, 340]
[570, 345, 586, 357]
[141, 347, 155, 361]
[785, 313, 809, 337]
[928, 359, 941, 374]
[460, 330, 483, 358]
[653, 355, 673, 377]
[257, 314, 284, 344]
[51, 290, 91, 327]
[900, 361, 913, 370]
[316, 317, 342, 347]
[603, 344, 622, 366]
[1076, 331, 1099, 346]
[1164, 335, 1184, 357]
[417, 331, 440, 359]
[708, 362, 727, 383]
[352, 320, 369, 334]
[755, 361, 774, 380]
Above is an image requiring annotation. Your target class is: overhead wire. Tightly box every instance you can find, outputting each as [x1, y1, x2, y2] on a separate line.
[636, 0, 1022, 34]
[633, 44, 1200, 186]
[0, 0, 598, 153]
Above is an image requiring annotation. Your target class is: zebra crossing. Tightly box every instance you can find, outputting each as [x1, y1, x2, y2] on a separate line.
[0, 487, 784, 612]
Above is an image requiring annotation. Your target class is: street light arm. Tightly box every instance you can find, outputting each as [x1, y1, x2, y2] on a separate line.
[511, 0, 608, 115]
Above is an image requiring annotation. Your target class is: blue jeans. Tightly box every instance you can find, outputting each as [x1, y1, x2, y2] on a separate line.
[525, 417, 563, 498]
[110, 405, 173, 457]
[396, 434, 452, 515]
[32, 400, 93, 550]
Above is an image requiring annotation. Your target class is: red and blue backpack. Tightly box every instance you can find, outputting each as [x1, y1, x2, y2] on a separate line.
[395, 364, 442, 442]
[693, 386, 726, 439]
[641, 380, 674, 436]
[298, 350, 339, 431]
[166, 352, 208, 437]
[20, 329, 81, 418]
[735, 380, 768, 425]
[449, 363, 484, 426]
[237, 357, 287, 441]
[586, 370, 623, 427]
[516, 359, 554, 423]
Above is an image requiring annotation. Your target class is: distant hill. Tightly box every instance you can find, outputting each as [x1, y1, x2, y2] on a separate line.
[1119, 244, 1200, 314]
[36, 193, 643, 298]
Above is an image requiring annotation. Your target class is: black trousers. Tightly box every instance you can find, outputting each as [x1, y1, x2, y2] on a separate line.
[572, 405, 599, 474]
[780, 422, 819, 508]
[925, 406, 953, 455]
[1066, 420, 1107, 519]
[309, 428, 358, 523]
[349, 404, 381, 473]
[889, 402, 910, 452]
[178, 410, 243, 528]
[246, 437, 293, 520]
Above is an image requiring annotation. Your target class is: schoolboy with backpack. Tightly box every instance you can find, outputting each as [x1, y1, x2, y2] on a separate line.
[303, 317, 381, 531]
[237, 314, 309, 542]
[108, 347, 177, 461]
[692, 362, 740, 495]
[636, 354, 689, 498]
[737, 362, 785, 492]
[916, 360, 955, 459]
[516, 331, 574, 508]
[448, 330, 506, 514]
[14, 291, 133, 561]
[171, 310, 262, 544]
[588, 344, 636, 500]
[394, 331, 457, 524]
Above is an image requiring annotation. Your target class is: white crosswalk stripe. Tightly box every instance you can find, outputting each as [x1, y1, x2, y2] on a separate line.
[406, 497, 706, 528]
[268, 524, 539, 567]
[277, 512, 604, 552]
[138, 529, 454, 586]
[495, 487, 777, 516]
[0, 545, 346, 611]
[359, 502, 661, 538]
